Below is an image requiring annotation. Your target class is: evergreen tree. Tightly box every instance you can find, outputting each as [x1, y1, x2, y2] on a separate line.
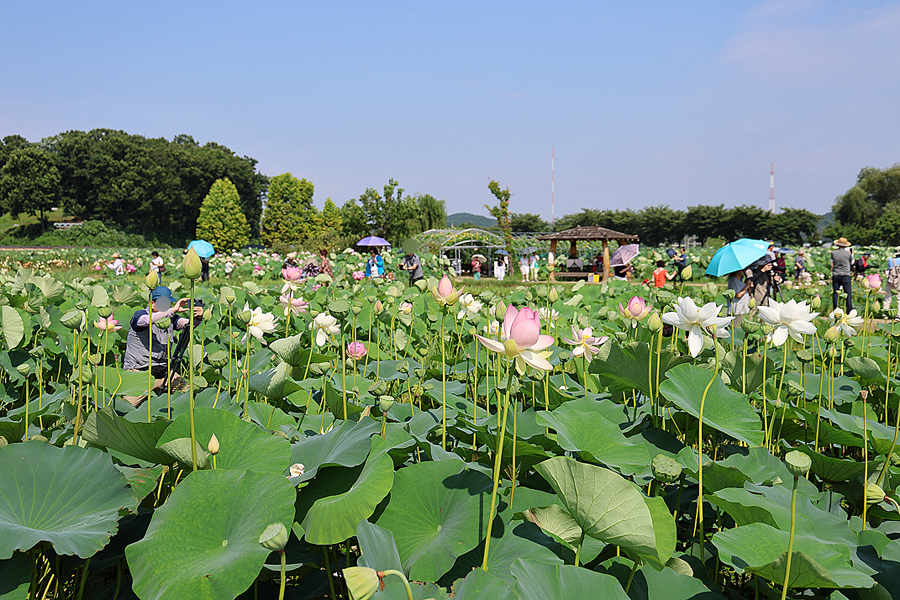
[260, 173, 321, 247]
[322, 197, 343, 231]
[195, 178, 250, 253]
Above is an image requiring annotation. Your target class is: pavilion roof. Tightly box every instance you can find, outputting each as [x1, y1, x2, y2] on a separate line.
[537, 225, 639, 243]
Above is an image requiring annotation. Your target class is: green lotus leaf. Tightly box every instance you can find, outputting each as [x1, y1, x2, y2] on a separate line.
[82, 406, 172, 465]
[126, 469, 296, 600]
[157, 407, 290, 475]
[659, 363, 764, 446]
[510, 557, 629, 600]
[528, 504, 583, 546]
[591, 342, 689, 398]
[91, 285, 110, 308]
[453, 567, 518, 600]
[157, 438, 210, 470]
[0, 307, 25, 350]
[376, 460, 496, 582]
[288, 418, 380, 483]
[845, 356, 883, 384]
[269, 334, 329, 368]
[0, 442, 138, 559]
[356, 520, 404, 574]
[111, 285, 142, 306]
[0, 552, 30, 600]
[249, 361, 288, 402]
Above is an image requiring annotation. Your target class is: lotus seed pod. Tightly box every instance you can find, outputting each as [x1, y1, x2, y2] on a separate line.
[651, 455, 682, 483]
[378, 396, 395, 412]
[182, 247, 202, 279]
[795, 349, 813, 363]
[61, 310, 85, 331]
[549, 287, 559, 302]
[98, 306, 113, 318]
[682, 265, 693, 280]
[208, 434, 219, 455]
[648, 312, 662, 332]
[784, 450, 811, 478]
[258, 522, 289, 552]
[87, 352, 101, 366]
[144, 271, 160, 290]
[75, 300, 89, 310]
[342, 567, 380, 600]
[30, 435, 49, 442]
[0, 436, 7, 448]
[369, 380, 387, 396]
[16, 362, 31, 376]
[890, 453, 900, 467]
[330, 299, 351, 320]
[866, 483, 887, 505]
[741, 319, 759, 334]
[824, 326, 839, 343]
[236, 310, 253, 325]
[220, 287, 236, 304]
[351, 304, 362, 315]
[207, 350, 229, 368]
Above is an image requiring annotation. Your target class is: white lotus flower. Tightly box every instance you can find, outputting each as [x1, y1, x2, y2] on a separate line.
[538, 306, 560, 327]
[828, 307, 863, 338]
[756, 299, 819, 346]
[243, 304, 276, 345]
[662, 297, 734, 357]
[561, 325, 608, 361]
[483, 320, 500, 336]
[457, 293, 483, 320]
[310, 312, 340, 347]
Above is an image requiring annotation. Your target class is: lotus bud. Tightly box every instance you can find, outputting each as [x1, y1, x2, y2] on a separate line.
[824, 326, 839, 343]
[155, 317, 172, 329]
[874, 301, 881, 312]
[810, 295, 821, 309]
[203, 308, 212, 322]
[342, 567, 380, 600]
[651, 454, 682, 483]
[236, 310, 253, 325]
[748, 297, 756, 309]
[182, 247, 202, 279]
[549, 287, 559, 303]
[208, 434, 219, 455]
[828, 345, 837, 359]
[144, 271, 160, 290]
[866, 483, 887, 505]
[648, 312, 662, 332]
[682, 265, 693, 280]
[289, 463, 305, 478]
[774, 398, 782, 409]
[784, 450, 811, 478]
[98, 306, 113, 318]
[741, 319, 759, 334]
[61, 310, 85, 331]
[75, 300, 89, 310]
[258, 522, 289, 552]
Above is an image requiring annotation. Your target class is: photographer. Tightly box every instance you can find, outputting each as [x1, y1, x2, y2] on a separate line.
[750, 256, 781, 307]
[122, 286, 203, 407]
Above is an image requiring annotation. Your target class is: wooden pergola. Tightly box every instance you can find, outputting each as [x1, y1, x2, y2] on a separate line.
[538, 226, 640, 282]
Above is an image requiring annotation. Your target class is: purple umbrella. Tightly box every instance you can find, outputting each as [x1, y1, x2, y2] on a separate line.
[610, 244, 639, 267]
[356, 236, 391, 247]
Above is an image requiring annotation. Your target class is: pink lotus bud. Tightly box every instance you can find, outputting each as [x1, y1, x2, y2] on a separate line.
[347, 341, 367, 360]
[282, 266, 302, 282]
[866, 274, 882, 290]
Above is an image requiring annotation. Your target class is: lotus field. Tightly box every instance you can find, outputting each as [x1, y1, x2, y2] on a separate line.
[4, 246, 900, 600]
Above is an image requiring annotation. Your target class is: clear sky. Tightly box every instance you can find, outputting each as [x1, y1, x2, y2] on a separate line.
[3, 1, 898, 221]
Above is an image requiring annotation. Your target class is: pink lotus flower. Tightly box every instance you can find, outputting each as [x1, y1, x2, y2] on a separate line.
[280, 294, 309, 316]
[864, 273, 882, 290]
[95, 317, 121, 332]
[352, 271, 365, 281]
[619, 296, 651, 321]
[476, 305, 554, 374]
[432, 274, 462, 306]
[561, 325, 608, 361]
[94, 265, 102, 271]
[347, 341, 367, 360]
[282, 266, 302, 282]
[125, 263, 137, 274]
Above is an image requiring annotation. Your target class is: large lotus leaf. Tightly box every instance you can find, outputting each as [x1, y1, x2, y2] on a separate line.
[590, 342, 689, 397]
[357, 520, 404, 573]
[157, 407, 290, 475]
[300, 437, 394, 545]
[111, 285, 142, 305]
[376, 460, 495, 582]
[157, 438, 211, 470]
[126, 469, 296, 600]
[94, 366, 157, 397]
[0, 552, 29, 600]
[249, 361, 288, 402]
[91, 285, 110, 308]
[510, 558, 630, 600]
[269, 334, 330, 368]
[288, 418, 380, 483]
[845, 356, 883, 384]
[785, 373, 861, 405]
[721, 349, 772, 394]
[453, 568, 519, 600]
[529, 504, 583, 545]
[0, 307, 24, 350]
[34, 275, 66, 305]
[534, 456, 670, 565]
[600, 557, 726, 600]
[712, 522, 875, 589]
[0, 442, 138, 559]
[82, 407, 172, 465]
[794, 446, 880, 483]
[678, 448, 750, 494]
[659, 363, 763, 446]
[820, 407, 895, 456]
[536, 409, 651, 477]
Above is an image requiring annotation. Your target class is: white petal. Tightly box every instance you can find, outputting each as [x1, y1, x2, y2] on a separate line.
[771, 326, 789, 346]
[687, 325, 704, 357]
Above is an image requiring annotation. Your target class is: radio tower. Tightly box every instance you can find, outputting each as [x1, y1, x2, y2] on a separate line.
[551, 147, 555, 226]
[768, 163, 775, 213]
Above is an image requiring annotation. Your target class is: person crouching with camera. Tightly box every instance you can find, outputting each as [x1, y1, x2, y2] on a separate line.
[122, 286, 203, 407]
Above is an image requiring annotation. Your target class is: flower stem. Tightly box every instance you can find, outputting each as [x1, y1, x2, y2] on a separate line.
[781, 475, 800, 600]
[278, 550, 286, 600]
[188, 280, 198, 471]
[482, 366, 514, 570]
[380, 570, 414, 600]
[441, 308, 447, 450]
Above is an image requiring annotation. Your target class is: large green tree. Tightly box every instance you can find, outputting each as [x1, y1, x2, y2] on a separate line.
[0, 145, 60, 230]
[349, 178, 419, 245]
[485, 180, 512, 256]
[195, 178, 250, 253]
[259, 173, 321, 247]
[511, 212, 549, 232]
[412, 193, 447, 231]
[827, 163, 900, 243]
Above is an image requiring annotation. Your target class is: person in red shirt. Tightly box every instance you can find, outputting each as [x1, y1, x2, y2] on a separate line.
[653, 260, 675, 288]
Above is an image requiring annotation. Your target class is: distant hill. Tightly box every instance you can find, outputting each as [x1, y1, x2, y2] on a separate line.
[447, 212, 496, 228]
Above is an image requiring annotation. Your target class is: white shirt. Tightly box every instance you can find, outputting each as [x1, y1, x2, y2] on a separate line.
[150, 256, 164, 273]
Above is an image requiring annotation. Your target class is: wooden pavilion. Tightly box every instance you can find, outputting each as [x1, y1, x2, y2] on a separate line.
[538, 226, 640, 282]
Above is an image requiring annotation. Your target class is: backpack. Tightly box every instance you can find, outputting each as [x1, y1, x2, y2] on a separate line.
[888, 258, 900, 289]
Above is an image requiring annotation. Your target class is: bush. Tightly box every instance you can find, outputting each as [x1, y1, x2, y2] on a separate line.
[0, 220, 163, 248]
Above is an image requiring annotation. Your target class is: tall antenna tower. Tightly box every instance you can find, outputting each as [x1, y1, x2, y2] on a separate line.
[768, 162, 775, 213]
[551, 147, 555, 226]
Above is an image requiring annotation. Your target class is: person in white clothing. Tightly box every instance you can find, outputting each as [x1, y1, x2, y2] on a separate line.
[108, 252, 124, 276]
[150, 251, 165, 275]
[520, 253, 530, 282]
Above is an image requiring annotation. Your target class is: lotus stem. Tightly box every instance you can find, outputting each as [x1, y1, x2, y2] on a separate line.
[574, 532, 585, 567]
[863, 391, 869, 529]
[878, 342, 899, 488]
[148, 299, 154, 423]
[380, 570, 414, 600]
[693, 337, 719, 555]
[323, 547, 337, 600]
[341, 332, 347, 419]
[244, 324, 251, 419]
[188, 280, 198, 471]
[441, 307, 447, 450]
[74, 557, 91, 600]
[781, 475, 799, 600]
[482, 366, 514, 570]
[278, 550, 287, 600]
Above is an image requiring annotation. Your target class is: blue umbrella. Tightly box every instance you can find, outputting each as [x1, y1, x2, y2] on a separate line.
[494, 249, 509, 255]
[356, 236, 391, 247]
[187, 239, 215, 259]
[705, 238, 768, 277]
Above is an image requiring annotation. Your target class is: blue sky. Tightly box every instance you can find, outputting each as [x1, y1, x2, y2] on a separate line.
[3, 1, 898, 221]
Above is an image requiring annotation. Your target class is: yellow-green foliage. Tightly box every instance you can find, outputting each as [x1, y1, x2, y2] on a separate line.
[195, 178, 250, 253]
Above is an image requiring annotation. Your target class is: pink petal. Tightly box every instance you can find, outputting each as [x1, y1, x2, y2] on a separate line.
[438, 275, 452, 298]
[530, 334, 554, 351]
[502, 305, 519, 340]
[476, 335, 506, 354]
[510, 311, 540, 348]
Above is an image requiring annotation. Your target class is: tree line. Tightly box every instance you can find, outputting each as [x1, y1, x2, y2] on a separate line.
[826, 163, 900, 245]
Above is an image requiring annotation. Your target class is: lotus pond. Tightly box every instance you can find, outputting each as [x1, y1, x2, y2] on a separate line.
[2, 251, 900, 600]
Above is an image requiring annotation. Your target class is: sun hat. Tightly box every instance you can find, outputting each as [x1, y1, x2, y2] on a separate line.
[834, 237, 851, 247]
[150, 286, 177, 303]
[111, 252, 121, 258]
